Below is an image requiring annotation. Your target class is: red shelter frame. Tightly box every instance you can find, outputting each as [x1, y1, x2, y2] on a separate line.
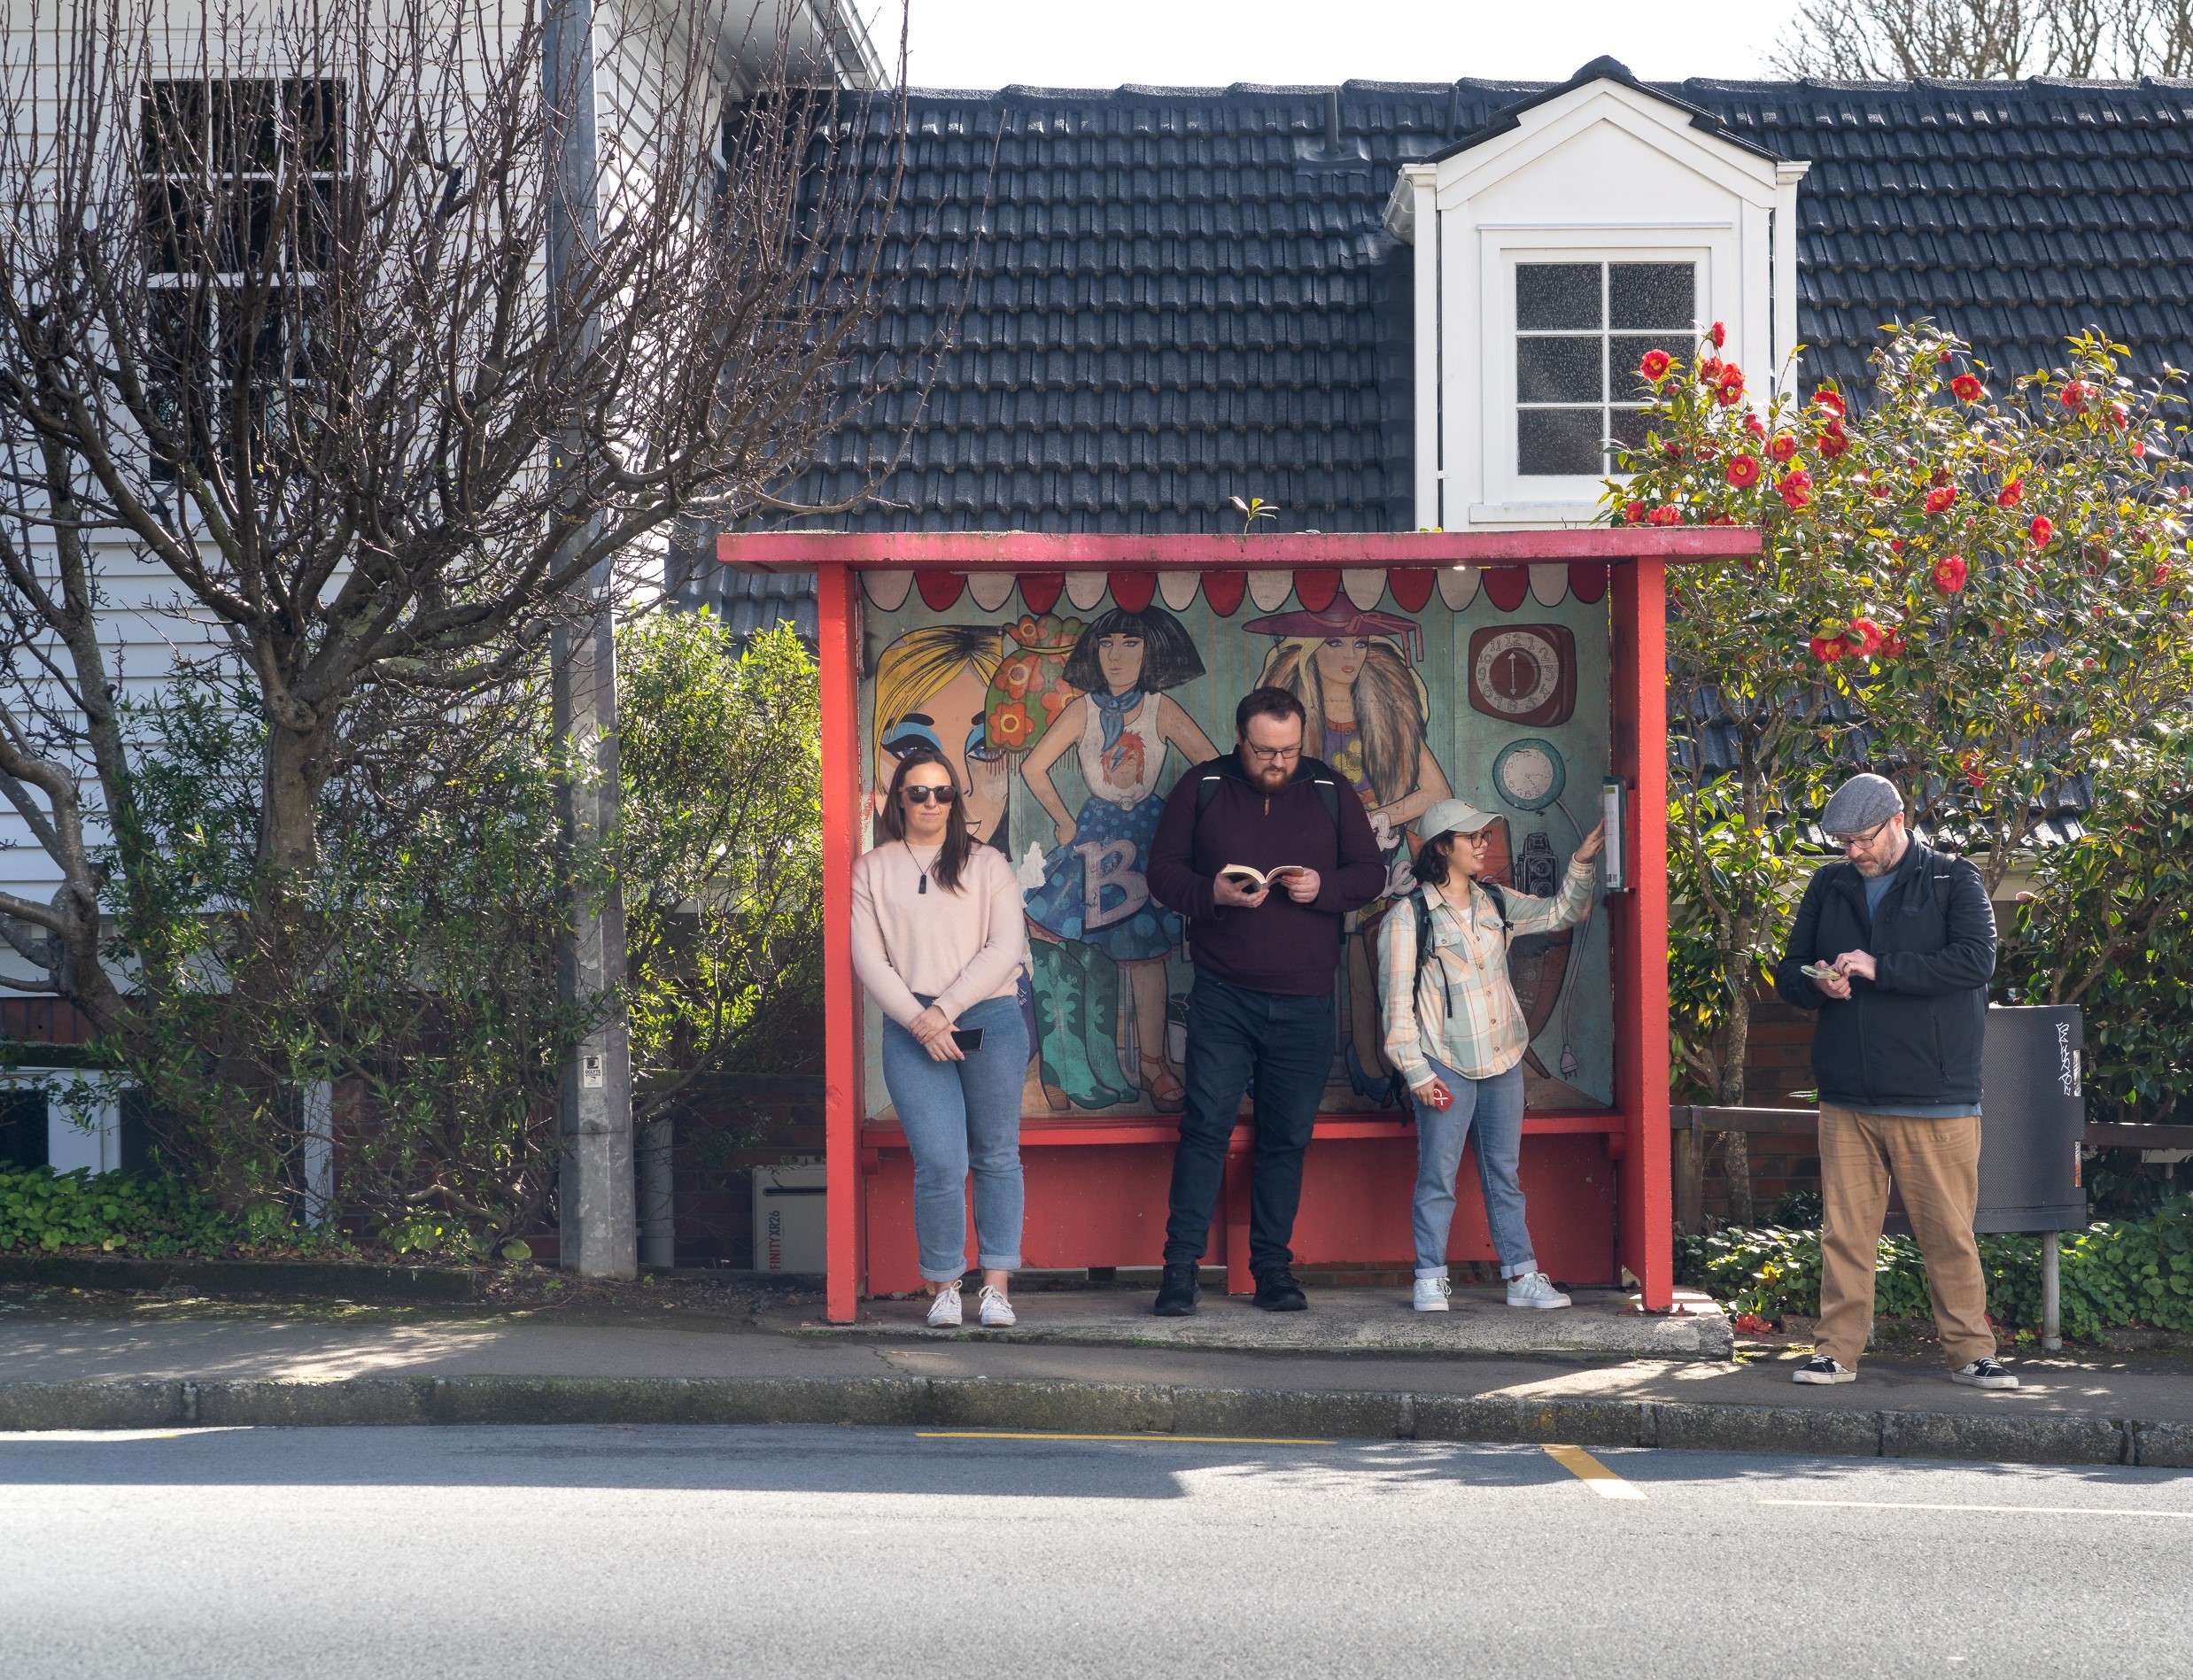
[717, 529, 1758, 1322]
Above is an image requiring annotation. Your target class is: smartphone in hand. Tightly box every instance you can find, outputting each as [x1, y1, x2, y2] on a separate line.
[950, 1027, 986, 1052]
[1421, 1078, 1453, 1111]
[1801, 962, 1840, 983]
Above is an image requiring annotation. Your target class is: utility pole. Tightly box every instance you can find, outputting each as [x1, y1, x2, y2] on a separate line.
[544, 0, 636, 1279]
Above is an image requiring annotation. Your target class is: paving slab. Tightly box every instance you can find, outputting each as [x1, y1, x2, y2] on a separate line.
[788, 1283, 1735, 1359]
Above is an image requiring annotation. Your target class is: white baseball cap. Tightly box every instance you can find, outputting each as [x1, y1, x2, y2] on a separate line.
[1418, 799, 1499, 841]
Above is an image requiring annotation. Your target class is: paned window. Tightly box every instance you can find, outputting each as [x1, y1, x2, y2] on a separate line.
[1515, 261, 1695, 476]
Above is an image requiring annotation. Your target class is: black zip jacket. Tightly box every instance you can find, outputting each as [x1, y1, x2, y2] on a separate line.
[1771, 838, 1996, 1111]
[1146, 751, 1387, 995]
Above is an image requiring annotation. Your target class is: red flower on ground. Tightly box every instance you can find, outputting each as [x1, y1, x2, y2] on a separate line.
[1647, 504, 1683, 527]
[1925, 485, 1959, 514]
[1709, 321, 1727, 349]
[1639, 347, 1672, 380]
[1933, 554, 1969, 593]
[1819, 422, 1851, 459]
[1951, 374, 1986, 402]
[1623, 499, 1647, 525]
[1767, 434, 1798, 463]
[2061, 381, 2094, 412]
[1778, 469, 1814, 509]
[1811, 390, 1846, 418]
[1996, 479, 2024, 507]
[2030, 515, 2054, 546]
[1725, 453, 1762, 489]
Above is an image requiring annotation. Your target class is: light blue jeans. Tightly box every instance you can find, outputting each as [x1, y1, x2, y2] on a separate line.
[1407, 1057, 1536, 1281]
[879, 993, 1028, 1282]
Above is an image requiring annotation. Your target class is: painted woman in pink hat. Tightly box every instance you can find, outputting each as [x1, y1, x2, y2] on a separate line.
[1247, 599, 1453, 1098]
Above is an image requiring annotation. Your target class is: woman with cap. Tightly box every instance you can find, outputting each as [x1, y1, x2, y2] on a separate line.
[1378, 800, 1603, 1312]
[1248, 600, 1453, 1097]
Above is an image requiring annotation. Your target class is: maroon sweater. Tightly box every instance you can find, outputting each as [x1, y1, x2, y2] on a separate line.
[1147, 753, 1387, 995]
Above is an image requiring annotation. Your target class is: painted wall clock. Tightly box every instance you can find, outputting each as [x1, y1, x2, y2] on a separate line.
[1468, 623, 1577, 727]
[1492, 737, 1568, 812]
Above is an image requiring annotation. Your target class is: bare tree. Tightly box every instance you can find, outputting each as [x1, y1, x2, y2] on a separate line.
[0, 0, 914, 1054]
[1770, 0, 2193, 79]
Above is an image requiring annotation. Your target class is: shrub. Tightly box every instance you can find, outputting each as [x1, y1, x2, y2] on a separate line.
[1677, 1197, 2193, 1338]
[0, 1165, 238, 1257]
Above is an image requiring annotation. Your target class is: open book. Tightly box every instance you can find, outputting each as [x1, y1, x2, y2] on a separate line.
[1219, 863, 1309, 891]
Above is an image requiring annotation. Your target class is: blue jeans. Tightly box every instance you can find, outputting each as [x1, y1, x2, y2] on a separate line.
[879, 994, 1029, 1282]
[1408, 1057, 1535, 1280]
[1163, 974, 1337, 1274]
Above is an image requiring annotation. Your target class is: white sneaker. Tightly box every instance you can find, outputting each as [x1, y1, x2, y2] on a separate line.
[1506, 1271, 1571, 1310]
[1413, 1277, 1452, 1312]
[978, 1284, 1016, 1328]
[926, 1284, 962, 1328]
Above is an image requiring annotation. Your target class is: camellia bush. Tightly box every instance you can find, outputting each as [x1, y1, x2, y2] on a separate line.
[1616, 323, 2193, 1155]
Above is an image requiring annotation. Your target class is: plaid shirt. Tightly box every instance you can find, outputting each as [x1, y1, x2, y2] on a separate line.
[1376, 857, 1596, 1088]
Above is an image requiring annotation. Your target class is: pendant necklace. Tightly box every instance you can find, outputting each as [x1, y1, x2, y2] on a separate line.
[906, 840, 933, 894]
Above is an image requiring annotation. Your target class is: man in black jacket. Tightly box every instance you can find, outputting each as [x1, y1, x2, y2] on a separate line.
[1143, 686, 1387, 1315]
[1772, 773, 2017, 1390]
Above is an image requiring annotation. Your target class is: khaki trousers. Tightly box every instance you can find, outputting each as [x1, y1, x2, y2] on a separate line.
[1816, 1103, 1996, 1371]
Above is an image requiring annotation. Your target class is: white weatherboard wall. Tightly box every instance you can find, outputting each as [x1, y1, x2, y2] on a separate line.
[1385, 74, 1807, 531]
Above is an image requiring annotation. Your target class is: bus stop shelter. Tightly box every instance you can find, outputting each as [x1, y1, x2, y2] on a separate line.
[717, 528, 1758, 1322]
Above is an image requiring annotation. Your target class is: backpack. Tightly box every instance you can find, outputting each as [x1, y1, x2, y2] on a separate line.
[1193, 764, 1344, 834]
[1382, 879, 1512, 1112]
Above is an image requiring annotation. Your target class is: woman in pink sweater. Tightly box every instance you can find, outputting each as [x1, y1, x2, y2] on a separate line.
[852, 747, 1031, 1328]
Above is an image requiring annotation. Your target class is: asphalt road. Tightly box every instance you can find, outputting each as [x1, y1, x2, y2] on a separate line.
[3, 1425, 2189, 1679]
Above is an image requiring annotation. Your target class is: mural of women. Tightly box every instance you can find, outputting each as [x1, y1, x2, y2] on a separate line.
[1249, 600, 1453, 1098]
[1019, 606, 1218, 1111]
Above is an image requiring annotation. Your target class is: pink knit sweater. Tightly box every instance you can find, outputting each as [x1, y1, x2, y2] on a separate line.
[850, 840, 1027, 1029]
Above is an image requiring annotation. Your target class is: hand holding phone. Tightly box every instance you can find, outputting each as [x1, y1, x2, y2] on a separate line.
[950, 1027, 986, 1052]
[1415, 1077, 1453, 1111]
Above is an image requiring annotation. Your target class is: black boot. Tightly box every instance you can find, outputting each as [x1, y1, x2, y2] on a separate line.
[1253, 1266, 1307, 1312]
[1152, 1262, 1201, 1317]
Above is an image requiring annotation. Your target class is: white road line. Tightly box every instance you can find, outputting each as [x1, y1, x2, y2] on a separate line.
[1763, 1498, 2193, 1519]
[0, 1427, 255, 1443]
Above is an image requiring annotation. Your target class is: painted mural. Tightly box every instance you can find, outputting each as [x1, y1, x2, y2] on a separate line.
[858, 566, 1616, 1120]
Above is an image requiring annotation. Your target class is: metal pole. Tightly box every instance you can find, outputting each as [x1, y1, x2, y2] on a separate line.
[2041, 1230, 2061, 1351]
[546, 0, 637, 1279]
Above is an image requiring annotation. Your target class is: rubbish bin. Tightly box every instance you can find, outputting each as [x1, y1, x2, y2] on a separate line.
[1974, 1004, 2086, 1235]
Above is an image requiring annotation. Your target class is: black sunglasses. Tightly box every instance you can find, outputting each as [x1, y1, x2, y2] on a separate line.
[902, 784, 958, 806]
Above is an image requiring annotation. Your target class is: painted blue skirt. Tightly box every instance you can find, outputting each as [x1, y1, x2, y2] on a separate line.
[1022, 794, 1179, 964]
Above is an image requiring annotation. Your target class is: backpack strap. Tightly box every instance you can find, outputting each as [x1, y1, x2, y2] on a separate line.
[1193, 765, 1344, 835]
[1479, 880, 1513, 931]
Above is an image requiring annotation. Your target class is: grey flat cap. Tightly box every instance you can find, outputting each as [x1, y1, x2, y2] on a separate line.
[1820, 772, 1902, 839]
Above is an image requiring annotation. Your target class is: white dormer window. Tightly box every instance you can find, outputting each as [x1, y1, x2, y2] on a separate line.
[1385, 61, 1807, 530]
[1514, 259, 1696, 477]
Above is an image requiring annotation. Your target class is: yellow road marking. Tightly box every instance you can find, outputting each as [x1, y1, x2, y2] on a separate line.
[1764, 1499, 2193, 1519]
[917, 1430, 1335, 1445]
[1543, 1444, 1646, 1499]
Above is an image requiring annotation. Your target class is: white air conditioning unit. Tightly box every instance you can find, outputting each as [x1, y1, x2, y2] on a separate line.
[751, 1158, 825, 1274]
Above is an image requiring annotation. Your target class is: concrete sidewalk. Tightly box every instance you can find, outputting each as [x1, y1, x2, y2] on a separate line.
[1, 1287, 2189, 1466]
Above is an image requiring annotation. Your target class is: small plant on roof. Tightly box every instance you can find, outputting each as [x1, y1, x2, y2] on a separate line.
[1228, 494, 1278, 534]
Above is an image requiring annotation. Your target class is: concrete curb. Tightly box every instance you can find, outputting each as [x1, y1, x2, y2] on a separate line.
[2, 1375, 2188, 1467]
[0, 1254, 481, 1300]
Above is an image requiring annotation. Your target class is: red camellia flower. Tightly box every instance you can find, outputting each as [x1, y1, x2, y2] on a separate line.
[1623, 499, 1647, 525]
[1889, 538, 1906, 554]
[1725, 453, 1762, 489]
[1716, 368, 1745, 407]
[1879, 631, 1909, 657]
[1932, 554, 1969, 593]
[1811, 390, 1846, 418]
[1639, 347, 1672, 380]
[1778, 469, 1814, 509]
[1767, 434, 1797, 463]
[1950, 374, 1986, 402]
[1819, 422, 1851, 459]
[1809, 635, 1848, 662]
[1647, 504, 1683, 527]
[1996, 479, 2024, 507]
[1662, 440, 1683, 460]
[1848, 617, 1886, 655]
[2029, 515, 2054, 546]
[1961, 753, 1986, 789]
[1709, 321, 1727, 349]
[1744, 411, 1766, 438]
[2061, 380, 2094, 412]
[1699, 355, 1723, 383]
[2132, 439, 2146, 457]
[2107, 402, 2130, 431]
[1925, 485, 1958, 515]
[1706, 513, 1738, 526]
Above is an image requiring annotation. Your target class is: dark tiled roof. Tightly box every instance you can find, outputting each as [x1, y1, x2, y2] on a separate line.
[683, 68, 2193, 624]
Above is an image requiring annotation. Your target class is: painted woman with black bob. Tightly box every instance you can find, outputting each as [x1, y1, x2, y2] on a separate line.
[851, 745, 1031, 1328]
[1019, 604, 1219, 1111]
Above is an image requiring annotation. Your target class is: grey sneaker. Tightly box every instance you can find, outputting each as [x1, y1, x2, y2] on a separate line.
[1951, 1357, 2018, 1390]
[1413, 1277, 1452, 1312]
[925, 1284, 962, 1328]
[1505, 1271, 1570, 1310]
[1793, 1353, 1855, 1385]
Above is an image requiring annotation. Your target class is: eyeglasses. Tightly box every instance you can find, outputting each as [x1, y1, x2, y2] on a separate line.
[902, 784, 958, 806]
[1833, 819, 1890, 850]
[1242, 741, 1303, 763]
[1453, 831, 1492, 848]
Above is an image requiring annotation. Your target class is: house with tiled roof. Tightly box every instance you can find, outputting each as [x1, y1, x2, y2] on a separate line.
[690, 57, 2193, 638]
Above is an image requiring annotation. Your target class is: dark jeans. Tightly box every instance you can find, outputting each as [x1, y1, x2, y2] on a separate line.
[1162, 973, 1336, 1274]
